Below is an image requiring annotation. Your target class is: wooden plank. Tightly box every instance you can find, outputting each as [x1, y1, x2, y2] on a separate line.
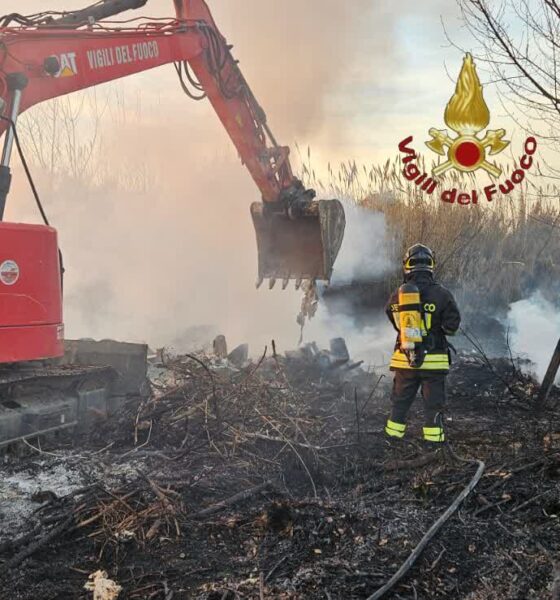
[536, 338, 560, 409]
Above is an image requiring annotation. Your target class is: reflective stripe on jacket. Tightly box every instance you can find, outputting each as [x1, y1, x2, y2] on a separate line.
[389, 349, 450, 371]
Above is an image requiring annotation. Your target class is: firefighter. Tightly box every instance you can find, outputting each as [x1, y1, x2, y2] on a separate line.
[384, 243, 461, 445]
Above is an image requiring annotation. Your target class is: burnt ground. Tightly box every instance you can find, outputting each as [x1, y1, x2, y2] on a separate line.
[0, 347, 559, 600]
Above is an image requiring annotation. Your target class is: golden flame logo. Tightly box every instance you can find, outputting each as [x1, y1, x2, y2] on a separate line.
[445, 53, 489, 135]
[426, 53, 509, 177]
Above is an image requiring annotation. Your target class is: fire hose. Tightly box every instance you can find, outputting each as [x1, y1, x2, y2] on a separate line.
[366, 420, 486, 600]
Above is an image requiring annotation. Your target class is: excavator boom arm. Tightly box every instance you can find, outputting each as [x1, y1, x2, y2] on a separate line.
[0, 0, 345, 283]
[0, 5, 290, 201]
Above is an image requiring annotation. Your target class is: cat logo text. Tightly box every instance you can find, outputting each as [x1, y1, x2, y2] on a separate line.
[55, 52, 78, 78]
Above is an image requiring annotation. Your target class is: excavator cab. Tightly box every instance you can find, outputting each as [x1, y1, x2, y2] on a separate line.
[251, 198, 346, 288]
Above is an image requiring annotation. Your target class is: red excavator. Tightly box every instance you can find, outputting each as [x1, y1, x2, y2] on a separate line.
[0, 0, 345, 447]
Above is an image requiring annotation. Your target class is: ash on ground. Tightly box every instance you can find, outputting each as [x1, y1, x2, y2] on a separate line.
[0, 338, 559, 600]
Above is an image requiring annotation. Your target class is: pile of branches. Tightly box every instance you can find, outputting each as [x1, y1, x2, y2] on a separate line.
[1, 473, 184, 573]
[112, 347, 371, 497]
[74, 474, 184, 553]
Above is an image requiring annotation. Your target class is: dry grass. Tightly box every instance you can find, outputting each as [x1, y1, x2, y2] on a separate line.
[300, 150, 560, 313]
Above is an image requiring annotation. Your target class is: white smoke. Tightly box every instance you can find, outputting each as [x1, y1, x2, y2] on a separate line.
[507, 292, 560, 382]
[330, 201, 394, 285]
[304, 310, 396, 369]
[303, 201, 396, 368]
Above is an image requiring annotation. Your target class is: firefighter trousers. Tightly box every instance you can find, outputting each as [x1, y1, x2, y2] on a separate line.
[385, 369, 446, 442]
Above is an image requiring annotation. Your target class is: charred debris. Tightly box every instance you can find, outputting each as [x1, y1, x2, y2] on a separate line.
[0, 336, 559, 600]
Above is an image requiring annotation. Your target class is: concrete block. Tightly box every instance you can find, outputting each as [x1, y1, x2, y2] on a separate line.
[330, 338, 350, 366]
[228, 344, 249, 367]
[213, 335, 228, 358]
[64, 339, 148, 396]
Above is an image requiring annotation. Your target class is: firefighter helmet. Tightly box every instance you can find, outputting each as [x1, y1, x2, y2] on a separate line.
[403, 243, 435, 275]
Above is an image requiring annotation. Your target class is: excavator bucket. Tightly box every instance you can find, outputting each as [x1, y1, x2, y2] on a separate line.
[250, 199, 345, 286]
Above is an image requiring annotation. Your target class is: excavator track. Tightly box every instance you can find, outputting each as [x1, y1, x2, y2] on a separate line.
[0, 340, 148, 449]
[0, 364, 116, 448]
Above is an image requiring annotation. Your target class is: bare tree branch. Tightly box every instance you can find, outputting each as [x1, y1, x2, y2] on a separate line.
[454, 0, 560, 176]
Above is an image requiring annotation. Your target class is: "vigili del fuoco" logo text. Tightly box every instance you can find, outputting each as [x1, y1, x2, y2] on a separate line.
[397, 53, 537, 206]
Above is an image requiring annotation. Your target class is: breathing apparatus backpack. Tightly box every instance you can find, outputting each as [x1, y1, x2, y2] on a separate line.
[397, 282, 428, 368]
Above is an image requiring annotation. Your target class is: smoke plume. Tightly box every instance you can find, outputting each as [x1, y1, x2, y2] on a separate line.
[507, 292, 560, 382]
[304, 203, 396, 365]
[330, 202, 393, 285]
